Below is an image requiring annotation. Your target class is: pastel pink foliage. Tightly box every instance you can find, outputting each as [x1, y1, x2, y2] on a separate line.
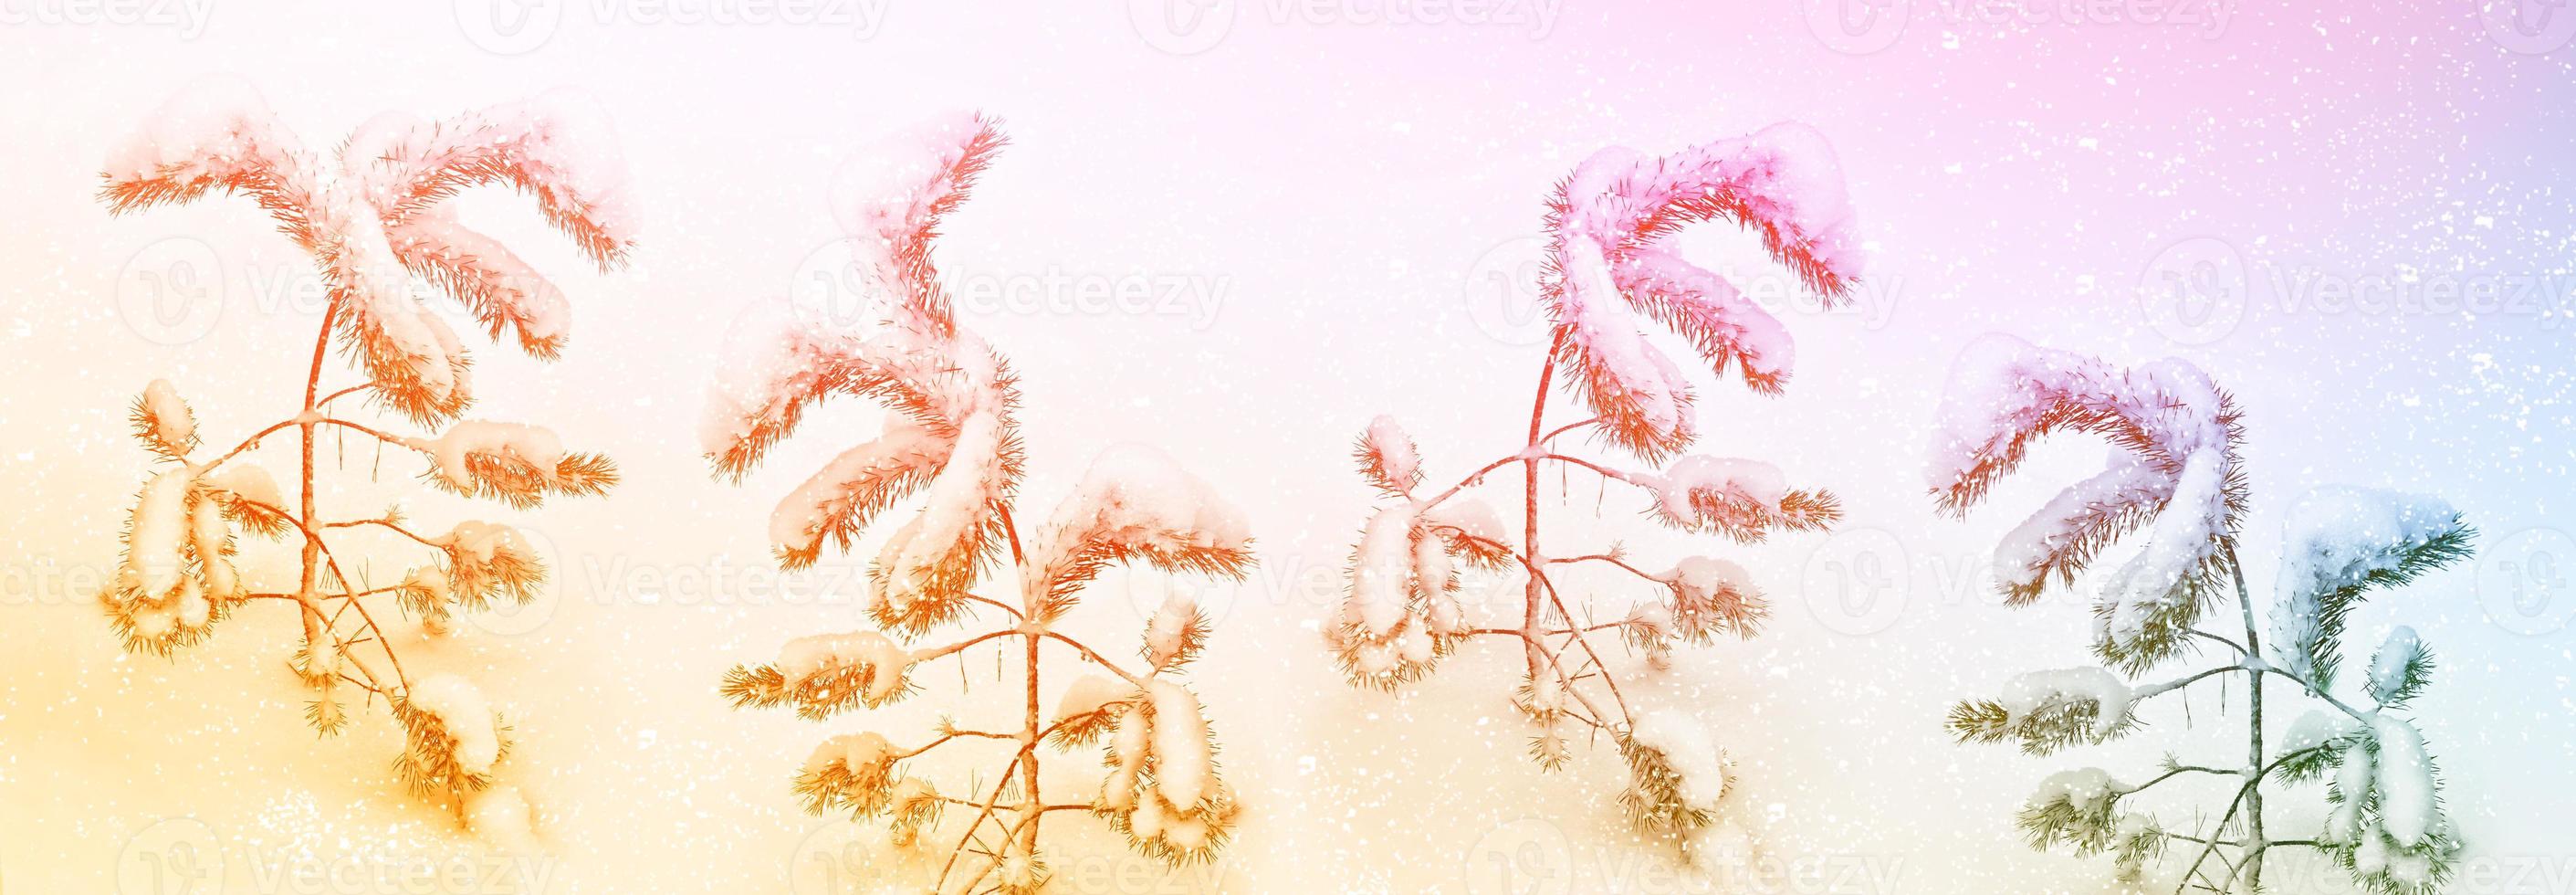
[96, 78, 634, 834]
[704, 115, 1255, 892]
[1935, 338, 2470, 893]
[1545, 122, 1862, 458]
[1332, 123, 1863, 869]
[1927, 334, 2245, 669]
[699, 114, 1022, 633]
[106, 78, 634, 424]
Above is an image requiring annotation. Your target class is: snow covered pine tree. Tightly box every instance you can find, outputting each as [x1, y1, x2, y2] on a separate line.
[98, 79, 634, 835]
[1932, 333, 2473, 894]
[1332, 124, 1861, 869]
[703, 114, 1255, 893]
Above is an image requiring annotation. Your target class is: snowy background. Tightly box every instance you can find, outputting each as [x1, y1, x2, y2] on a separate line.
[4, 1, 2573, 892]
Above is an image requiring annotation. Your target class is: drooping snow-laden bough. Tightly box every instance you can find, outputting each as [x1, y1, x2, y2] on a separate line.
[96, 79, 634, 837]
[702, 114, 1256, 894]
[1932, 333, 2472, 894]
[1331, 124, 1861, 869]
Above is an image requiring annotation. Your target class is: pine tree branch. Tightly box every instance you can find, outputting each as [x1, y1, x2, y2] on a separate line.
[1537, 416, 1601, 445]
[2229, 542, 2267, 892]
[1040, 631, 1148, 688]
[2120, 763, 2241, 798]
[200, 419, 301, 472]
[2131, 665, 2244, 702]
[1521, 329, 1565, 704]
[1519, 551, 1635, 726]
[1465, 626, 1618, 735]
[316, 383, 374, 408]
[246, 585, 407, 601]
[961, 593, 1026, 620]
[934, 748, 1030, 893]
[1545, 553, 1666, 587]
[2249, 665, 2376, 725]
[2171, 737, 2329, 894]
[2184, 628, 2247, 656]
[276, 496, 412, 693]
[910, 627, 1021, 666]
[323, 516, 446, 550]
[1416, 454, 1524, 513]
[1530, 453, 1656, 492]
[314, 416, 429, 454]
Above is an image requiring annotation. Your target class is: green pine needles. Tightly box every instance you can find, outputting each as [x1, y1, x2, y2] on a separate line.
[1931, 335, 2475, 894]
